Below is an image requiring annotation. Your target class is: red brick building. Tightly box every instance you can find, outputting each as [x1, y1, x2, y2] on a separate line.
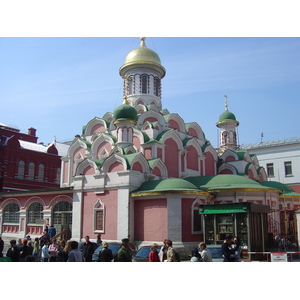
[0, 122, 62, 192]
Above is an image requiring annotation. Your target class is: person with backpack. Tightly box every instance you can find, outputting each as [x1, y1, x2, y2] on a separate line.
[166, 239, 180, 262]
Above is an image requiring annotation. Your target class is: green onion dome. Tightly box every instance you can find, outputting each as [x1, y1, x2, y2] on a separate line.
[216, 109, 239, 126]
[113, 103, 137, 123]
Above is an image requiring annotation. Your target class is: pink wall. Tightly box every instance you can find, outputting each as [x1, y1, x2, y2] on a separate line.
[152, 166, 161, 176]
[165, 138, 179, 178]
[168, 119, 180, 131]
[91, 124, 105, 134]
[133, 136, 141, 152]
[81, 190, 118, 240]
[132, 162, 143, 172]
[108, 161, 124, 172]
[83, 165, 95, 175]
[188, 128, 198, 138]
[97, 141, 112, 157]
[134, 198, 167, 241]
[205, 152, 215, 176]
[187, 146, 198, 171]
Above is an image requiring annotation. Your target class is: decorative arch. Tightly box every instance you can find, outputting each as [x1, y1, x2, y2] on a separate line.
[186, 122, 205, 140]
[149, 158, 168, 178]
[102, 154, 127, 173]
[84, 117, 107, 136]
[75, 159, 99, 176]
[0, 198, 21, 210]
[48, 195, 73, 209]
[24, 196, 46, 209]
[137, 110, 166, 131]
[91, 133, 115, 159]
[165, 113, 186, 133]
[129, 153, 151, 174]
[218, 163, 237, 175]
[2, 202, 20, 223]
[135, 104, 147, 114]
[220, 150, 238, 162]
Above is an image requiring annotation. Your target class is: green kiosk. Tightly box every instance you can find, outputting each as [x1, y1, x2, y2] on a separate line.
[199, 202, 270, 252]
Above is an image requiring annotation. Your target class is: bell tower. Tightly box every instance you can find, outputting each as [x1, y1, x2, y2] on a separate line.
[216, 95, 239, 155]
[119, 37, 166, 110]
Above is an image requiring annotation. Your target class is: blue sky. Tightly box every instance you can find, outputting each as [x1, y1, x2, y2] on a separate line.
[1, 37, 299, 148]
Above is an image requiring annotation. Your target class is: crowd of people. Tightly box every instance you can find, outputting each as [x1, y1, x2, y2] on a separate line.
[0, 230, 242, 262]
[148, 235, 242, 262]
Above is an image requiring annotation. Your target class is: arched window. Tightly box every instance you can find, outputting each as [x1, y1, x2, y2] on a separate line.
[141, 75, 148, 94]
[17, 161, 25, 179]
[154, 77, 160, 96]
[3, 203, 20, 223]
[128, 77, 133, 95]
[94, 200, 105, 232]
[28, 162, 35, 180]
[52, 201, 73, 236]
[28, 202, 44, 224]
[38, 164, 44, 181]
[55, 168, 61, 184]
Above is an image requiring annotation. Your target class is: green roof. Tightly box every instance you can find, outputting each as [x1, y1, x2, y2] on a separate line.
[185, 175, 279, 192]
[260, 181, 300, 197]
[131, 178, 208, 195]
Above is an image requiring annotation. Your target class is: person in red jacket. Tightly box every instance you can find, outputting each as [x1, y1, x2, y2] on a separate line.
[149, 243, 160, 262]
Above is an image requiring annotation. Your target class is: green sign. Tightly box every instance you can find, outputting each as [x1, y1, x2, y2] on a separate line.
[199, 203, 249, 214]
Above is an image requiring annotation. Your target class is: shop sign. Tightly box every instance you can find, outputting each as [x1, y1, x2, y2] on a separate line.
[271, 252, 287, 262]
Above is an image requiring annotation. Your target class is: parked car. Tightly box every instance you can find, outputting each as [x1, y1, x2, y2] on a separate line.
[92, 242, 137, 261]
[132, 246, 162, 262]
[199, 245, 223, 262]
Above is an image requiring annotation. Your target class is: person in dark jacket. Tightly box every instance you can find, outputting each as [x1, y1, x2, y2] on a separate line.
[221, 234, 236, 262]
[81, 236, 96, 262]
[48, 225, 56, 240]
[98, 241, 113, 262]
[6, 240, 20, 262]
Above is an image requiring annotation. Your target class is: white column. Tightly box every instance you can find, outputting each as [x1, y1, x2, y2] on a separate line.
[167, 195, 182, 242]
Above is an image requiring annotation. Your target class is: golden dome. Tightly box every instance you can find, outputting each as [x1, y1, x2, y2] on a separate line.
[119, 37, 166, 77]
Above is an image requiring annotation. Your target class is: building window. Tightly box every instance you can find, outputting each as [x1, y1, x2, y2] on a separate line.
[266, 163, 274, 177]
[28, 202, 44, 224]
[94, 199, 105, 232]
[28, 162, 35, 180]
[154, 77, 160, 96]
[38, 164, 44, 181]
[17, 161, 25, 179]
[55, 168, 61, 184]
[128, 77, 133, 95]
[284, 161, 293, 176]
[141, 75, 148, 94]
[3, 203, 20, 223]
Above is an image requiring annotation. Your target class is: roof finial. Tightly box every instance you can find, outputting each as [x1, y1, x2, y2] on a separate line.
[224, 94, 228, 110]
[123, 95, 128, 105]
[140, 37, 146, 47]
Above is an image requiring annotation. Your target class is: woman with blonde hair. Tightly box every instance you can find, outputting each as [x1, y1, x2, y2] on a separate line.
[62, 240, 72, 262]
[149, 243, 160, 262]
[98, 241, 113, 262]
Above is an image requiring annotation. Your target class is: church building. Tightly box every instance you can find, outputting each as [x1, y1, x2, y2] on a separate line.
[1, 38, 299, 255]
